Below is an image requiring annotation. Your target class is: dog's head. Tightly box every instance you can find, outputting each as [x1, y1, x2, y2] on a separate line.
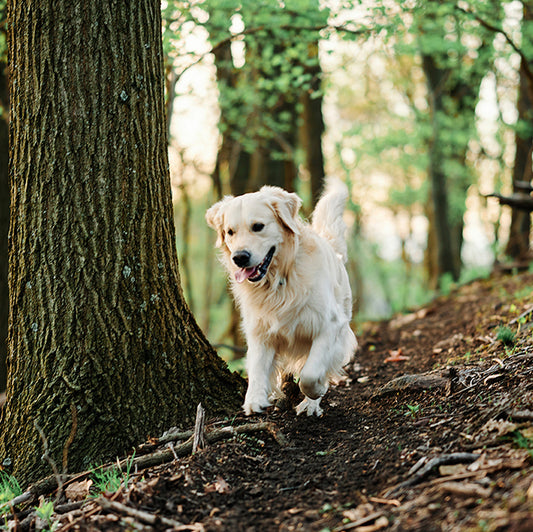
[206, 186, 302, 284]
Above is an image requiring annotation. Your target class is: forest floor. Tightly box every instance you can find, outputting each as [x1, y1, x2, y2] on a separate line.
[8, 270, 533, 531]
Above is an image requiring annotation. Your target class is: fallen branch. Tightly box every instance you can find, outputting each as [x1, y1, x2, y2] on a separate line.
[438, 481, 491, 498]
[385, 452, 480, 496]
[509, 304, 533, 326]
[485, 192, 533, 212]
[8, 420, 288, 510]
[96, 497, 186, 529]
[116, 421, 288, 473]
[514, 180, 533, 193]
[502, 409, 533, 421]
[334, 511, 385, 531]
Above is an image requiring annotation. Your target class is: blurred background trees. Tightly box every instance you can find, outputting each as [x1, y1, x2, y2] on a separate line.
[156, 0, 533, 363]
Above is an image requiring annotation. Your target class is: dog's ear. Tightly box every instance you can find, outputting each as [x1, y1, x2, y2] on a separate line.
[261, 186, 302, 235]
[206, 196, 233, 247]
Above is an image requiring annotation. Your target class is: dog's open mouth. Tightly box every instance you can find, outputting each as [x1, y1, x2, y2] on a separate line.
[235, 246, 275, 284]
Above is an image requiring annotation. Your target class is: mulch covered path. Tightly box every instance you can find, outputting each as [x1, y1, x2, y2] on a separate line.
[7, 271, 533, 531]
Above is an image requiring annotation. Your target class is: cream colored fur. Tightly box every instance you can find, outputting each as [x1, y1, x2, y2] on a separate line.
[206, 179, 357, 416]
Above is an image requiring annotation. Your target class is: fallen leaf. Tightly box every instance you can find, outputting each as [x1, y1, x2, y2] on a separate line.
[65, 479, 93, 501]
[384, 349, 410, 363]
[342, 503, 374, 522]
[522, 427, 533, 439]
[475, 419, 517, 441]
[204, 477, 230, 494]
[389, 308, 428, 329]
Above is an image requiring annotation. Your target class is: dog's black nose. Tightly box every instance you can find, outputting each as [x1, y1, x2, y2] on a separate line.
[232, 250, 251, 268]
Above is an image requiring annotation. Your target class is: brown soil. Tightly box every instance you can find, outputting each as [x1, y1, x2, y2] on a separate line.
[10, 271, 533, 531]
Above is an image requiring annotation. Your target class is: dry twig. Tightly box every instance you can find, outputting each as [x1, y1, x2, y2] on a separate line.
[96, 497, 187, 529]
[192, 403, 206, 454]
[385, 453, 480, 496]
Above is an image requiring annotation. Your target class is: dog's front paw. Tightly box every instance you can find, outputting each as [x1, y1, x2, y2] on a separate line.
[243, 398, 272, 416]
[296, 397, 323, 417]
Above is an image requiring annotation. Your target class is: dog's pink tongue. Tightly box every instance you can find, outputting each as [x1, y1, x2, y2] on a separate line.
[235, 267, 255, 283]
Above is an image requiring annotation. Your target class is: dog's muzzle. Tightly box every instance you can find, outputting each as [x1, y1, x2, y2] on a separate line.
[234, 246, 275, 284]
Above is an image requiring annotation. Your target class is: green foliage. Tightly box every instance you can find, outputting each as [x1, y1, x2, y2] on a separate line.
[405, 403, 421, 418]
[0, 471, 22, 515]
[91, 467, 124, 495]
[35, 499, 57, 531]
[90, 453, 135, 495]
[164, 0, 527, 344]
[496, 325, 516, 346]
[165, 0, 337, 158]
[509, 430, 533, 460]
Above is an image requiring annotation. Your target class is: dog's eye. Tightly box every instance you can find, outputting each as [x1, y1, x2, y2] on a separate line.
[227, 228, 234, 236]
[252, 223, 264, 232]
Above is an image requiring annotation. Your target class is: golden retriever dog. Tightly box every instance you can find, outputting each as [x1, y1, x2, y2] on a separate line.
[206, 179, 357, 416]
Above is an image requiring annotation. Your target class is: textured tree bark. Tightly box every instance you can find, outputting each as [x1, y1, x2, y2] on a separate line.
[0, 61, 8, 392]
[1, 0, 244, 486]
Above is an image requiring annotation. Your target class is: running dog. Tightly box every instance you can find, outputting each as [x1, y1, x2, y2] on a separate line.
[206, 179, 357, 416]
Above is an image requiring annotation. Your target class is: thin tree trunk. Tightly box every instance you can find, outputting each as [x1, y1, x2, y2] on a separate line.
[422, 54, 459, 282]
[505, 33, 533, 258]
[300, 42, 325, 207]
[1, 0, 243, 486]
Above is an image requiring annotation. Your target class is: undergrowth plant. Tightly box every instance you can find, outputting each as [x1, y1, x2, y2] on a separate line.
[0, 471, 22, 515]
[35, 499, 57, 531]
[405, 404, 421, 419]
[496, 326, 516, 346]
[510, 430, 533, 460]
[91, 452, 136, 495]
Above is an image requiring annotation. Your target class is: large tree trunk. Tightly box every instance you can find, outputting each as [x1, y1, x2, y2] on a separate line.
[0, 61, 8, 393]
[1, 0, 244, 486]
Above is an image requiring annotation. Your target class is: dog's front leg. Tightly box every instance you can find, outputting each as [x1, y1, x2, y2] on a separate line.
[243, 337, 275, 415]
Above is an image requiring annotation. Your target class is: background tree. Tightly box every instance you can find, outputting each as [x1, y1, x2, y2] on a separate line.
[416, 1, 500, 285]
[1, 0, 243, 486]
[167, 0, 330, 347]
[198, 0, 329, 200]
[505, 0, 533, 258]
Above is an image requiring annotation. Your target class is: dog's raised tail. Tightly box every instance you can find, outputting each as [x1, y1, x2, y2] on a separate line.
[311, 178, 350, 263]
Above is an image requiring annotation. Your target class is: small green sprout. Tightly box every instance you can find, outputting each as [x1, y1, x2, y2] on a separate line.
[0, 472, 22, 515]
[496, 326, 516, 346]
[405, 404, 421, 418]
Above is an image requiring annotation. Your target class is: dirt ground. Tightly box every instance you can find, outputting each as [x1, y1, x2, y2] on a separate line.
[8, 270, 533, 531]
